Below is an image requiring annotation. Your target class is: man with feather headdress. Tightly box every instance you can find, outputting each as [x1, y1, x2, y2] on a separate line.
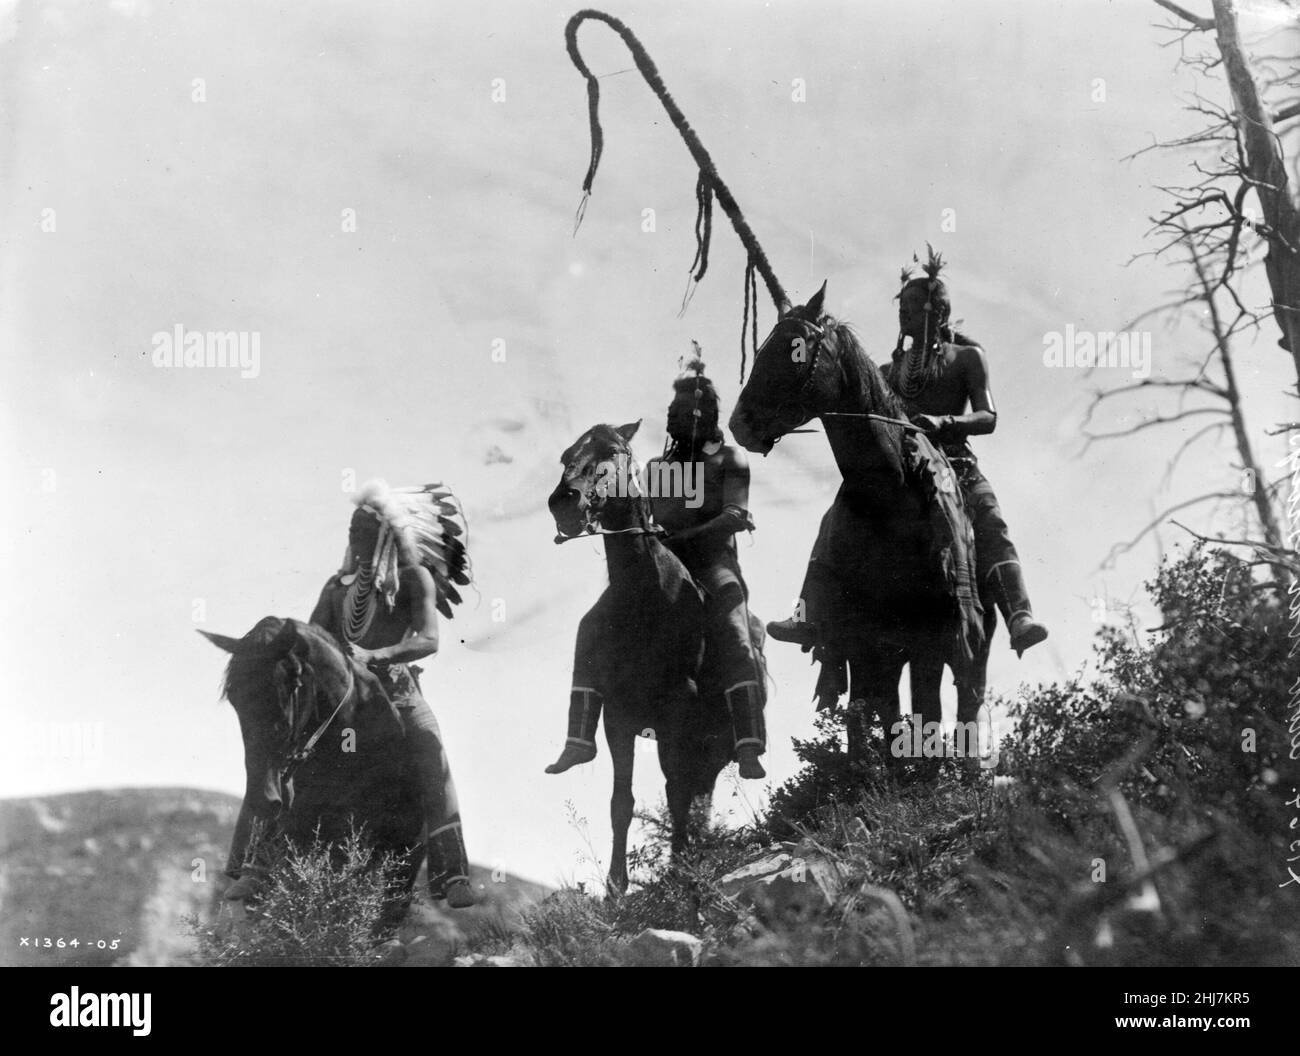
[769, 247, 1048, 657]
[308, 480, 477, 907]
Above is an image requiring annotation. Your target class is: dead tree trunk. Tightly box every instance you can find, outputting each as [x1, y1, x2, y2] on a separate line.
[1210, 0, 1300, 381]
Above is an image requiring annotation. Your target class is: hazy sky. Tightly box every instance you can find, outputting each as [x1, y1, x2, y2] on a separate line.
[2, 0, 1295, 887]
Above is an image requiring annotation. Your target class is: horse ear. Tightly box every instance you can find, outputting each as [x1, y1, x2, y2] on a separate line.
[804, 280, 828, 320]
[615, 420, 642, 442]
[198, 629, 243, 654]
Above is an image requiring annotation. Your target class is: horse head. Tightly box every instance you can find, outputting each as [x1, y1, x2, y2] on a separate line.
[729, 281, 841, 454]
[548, 420, 654, 542]
[201, 618, 385, 770]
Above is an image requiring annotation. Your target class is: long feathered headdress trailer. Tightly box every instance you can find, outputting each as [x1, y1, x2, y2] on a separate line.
[347, 479, 473, 618]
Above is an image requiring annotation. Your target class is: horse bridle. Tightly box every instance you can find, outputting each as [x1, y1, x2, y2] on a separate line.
[279, 661, 357, 781]
[750, 317, 923, 439]
[554, 448, 666, 544]
[751, 315, 828, 443]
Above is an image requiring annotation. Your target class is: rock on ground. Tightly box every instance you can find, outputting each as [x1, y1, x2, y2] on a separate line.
[628, 928, 703, 967]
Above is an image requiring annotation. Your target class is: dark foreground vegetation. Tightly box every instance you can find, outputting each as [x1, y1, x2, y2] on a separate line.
[198, 547, 1300, 966]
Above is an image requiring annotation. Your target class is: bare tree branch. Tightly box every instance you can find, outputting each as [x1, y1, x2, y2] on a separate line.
[1153, 0, 1215, 31]
[1083, 407, 1230, 450]
[1100, 492, 1246, 569]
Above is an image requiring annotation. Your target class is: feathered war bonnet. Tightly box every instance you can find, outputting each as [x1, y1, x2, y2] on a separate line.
[670, 342, 724, 446]
[343, 479, 472, 618]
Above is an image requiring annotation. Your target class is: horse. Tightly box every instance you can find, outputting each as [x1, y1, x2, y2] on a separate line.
[548, 421, 748, 893]
[201, 617, 425, 921]
[729, 282, 994, 771]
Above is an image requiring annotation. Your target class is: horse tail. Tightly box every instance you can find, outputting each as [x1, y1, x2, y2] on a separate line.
[565, 9, 789, 377]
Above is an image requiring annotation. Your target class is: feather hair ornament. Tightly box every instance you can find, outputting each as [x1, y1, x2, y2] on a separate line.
[921, 242, 945, 284]
[345, 479, 472, 619]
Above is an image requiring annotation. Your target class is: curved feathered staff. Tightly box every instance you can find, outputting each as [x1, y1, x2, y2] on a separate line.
[565, 8, 790, 378]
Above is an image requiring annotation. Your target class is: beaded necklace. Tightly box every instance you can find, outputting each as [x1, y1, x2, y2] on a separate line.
[343, 563, 378, 644]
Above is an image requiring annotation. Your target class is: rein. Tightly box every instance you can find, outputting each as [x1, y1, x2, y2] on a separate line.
[756, 318, 925, 442]
[554, 524, 664, 544]
[281, 664, 356, 780]
[555, 445, 666, 544]
[822, 412, 925, 433]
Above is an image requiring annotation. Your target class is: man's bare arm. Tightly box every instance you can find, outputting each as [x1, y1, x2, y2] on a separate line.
[669, 447, 754, 543]
[917, 345, 998, 440]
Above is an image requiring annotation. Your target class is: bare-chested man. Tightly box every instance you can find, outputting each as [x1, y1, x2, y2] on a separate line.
[546, 357, 768, 779]
[768, 249, 1048, 655]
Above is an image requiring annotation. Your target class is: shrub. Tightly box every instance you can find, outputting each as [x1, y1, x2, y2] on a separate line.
[193, 826, 403, 967]
[508, 547, 1300, 966]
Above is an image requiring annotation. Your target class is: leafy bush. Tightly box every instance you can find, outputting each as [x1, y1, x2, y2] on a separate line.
[519, 802, 755, 964]
[520, 887, 628, 966]
[1004, 545, 1291, 830]
[193, 826, 403, 967]
[993, 545, 1299, 965]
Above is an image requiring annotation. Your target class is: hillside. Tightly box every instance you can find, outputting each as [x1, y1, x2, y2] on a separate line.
[0, 788, 549, 967]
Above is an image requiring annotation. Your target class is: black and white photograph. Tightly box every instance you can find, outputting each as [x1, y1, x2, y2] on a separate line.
[3, 0, 1298, 1000]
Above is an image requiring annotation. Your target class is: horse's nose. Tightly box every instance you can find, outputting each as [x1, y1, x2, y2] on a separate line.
[548, 484, 583, 521]
[728, 406, 752, 442]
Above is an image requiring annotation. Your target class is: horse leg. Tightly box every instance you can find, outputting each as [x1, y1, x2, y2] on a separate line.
[907, 644, 945, 780]
[950, 607, 995, 773]
[662, 733, 693, 862]
[845, 682, 867, 769]
[847, 648, 906, 773]
[605, 714, 636, 897]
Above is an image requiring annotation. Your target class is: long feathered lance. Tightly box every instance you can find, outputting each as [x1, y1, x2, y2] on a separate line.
[564, 8, 789, 381]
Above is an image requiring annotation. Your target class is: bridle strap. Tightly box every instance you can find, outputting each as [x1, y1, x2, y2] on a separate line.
[554, 524, 664, 544]
[560, 447, 665, 543]
[282, 665, 357, 778]
[760, 317, 827, 442]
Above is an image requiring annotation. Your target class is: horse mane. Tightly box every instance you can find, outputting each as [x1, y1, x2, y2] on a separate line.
[217, 618, 343, 732]
[822, 316, 909, 423]
[217, 616, 285, 703]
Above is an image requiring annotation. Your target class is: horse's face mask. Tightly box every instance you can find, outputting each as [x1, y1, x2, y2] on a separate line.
[548, 421, 642, 540]
[730, 281, 829, 455]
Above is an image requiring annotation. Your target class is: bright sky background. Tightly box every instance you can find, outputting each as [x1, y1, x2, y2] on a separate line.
[2, 0, 1295, 887]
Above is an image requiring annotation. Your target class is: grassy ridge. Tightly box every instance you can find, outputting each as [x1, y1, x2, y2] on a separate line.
[199, 546, 1299, 966]
[508, 546, 1300, 966]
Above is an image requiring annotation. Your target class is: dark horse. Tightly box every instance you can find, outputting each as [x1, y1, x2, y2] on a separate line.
[729, 283, 993, 768]
[201, 617, 424, 919]
[548, 421, 751, 893]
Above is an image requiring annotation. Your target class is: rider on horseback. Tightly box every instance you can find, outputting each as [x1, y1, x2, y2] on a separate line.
[310, 480, 476, 908]
[546, 354, 769, 779]
[768, 247, 1048, 656]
